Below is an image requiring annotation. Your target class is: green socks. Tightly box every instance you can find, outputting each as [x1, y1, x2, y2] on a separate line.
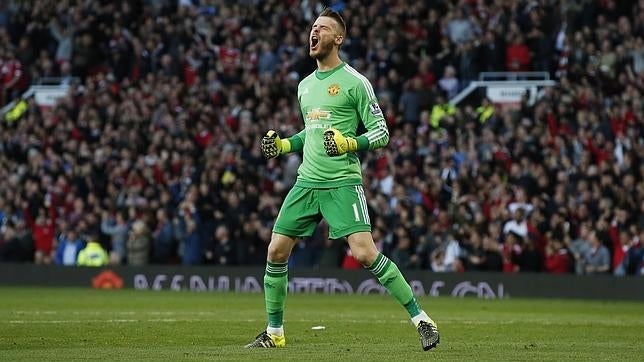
[264, 261, 288, 328]
[367, 253, 422, 318]
[264, 255, 423, 328]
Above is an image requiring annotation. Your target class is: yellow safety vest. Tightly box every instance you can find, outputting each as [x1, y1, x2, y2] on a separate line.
[430, 103, 456, 129]
[77, 242, 109, 267]
[476, 105, 494, 123]
[5, 100, 27, 123]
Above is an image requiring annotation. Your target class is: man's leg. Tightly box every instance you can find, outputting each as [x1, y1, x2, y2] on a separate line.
[264, 233, 297, 339]
[245, 232, 296, 348]
[347, 232, 426, 320]
[246, 186, 321, 348]
[347, 232, 440, 350]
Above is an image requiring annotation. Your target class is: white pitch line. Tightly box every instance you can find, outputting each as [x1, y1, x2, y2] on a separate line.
[4, 318, 403, 325]
[7, 311, 644, 327]
[12, 310, 227, 316]
[8, 319, 138, 324]
[4, 318, 644, 326]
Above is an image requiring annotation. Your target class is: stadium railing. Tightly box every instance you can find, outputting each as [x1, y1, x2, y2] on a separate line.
[450, 71, 557, 107]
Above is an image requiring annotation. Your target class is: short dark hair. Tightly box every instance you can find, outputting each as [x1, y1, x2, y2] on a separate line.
[319, 8, 346, 37]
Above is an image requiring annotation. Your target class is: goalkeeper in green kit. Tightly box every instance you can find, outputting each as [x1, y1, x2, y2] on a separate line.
[245, 9, 440, 351]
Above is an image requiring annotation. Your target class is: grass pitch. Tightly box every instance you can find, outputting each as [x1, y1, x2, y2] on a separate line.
[0, 287, 643, 361]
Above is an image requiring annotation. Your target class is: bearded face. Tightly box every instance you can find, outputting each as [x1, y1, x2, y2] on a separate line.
[309, 33, 335, 60]
[309, 17, 342, 60]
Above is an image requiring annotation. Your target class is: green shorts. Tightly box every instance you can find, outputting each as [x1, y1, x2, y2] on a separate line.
[273, 185, 371, 239]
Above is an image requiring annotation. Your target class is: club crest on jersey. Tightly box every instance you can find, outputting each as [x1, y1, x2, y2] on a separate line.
[327, 84, 341, 96]
[369, 102, 383, 116]
[306, 108, 332, 121]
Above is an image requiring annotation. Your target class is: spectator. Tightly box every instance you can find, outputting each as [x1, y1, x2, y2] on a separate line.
[1, 47, 25, 104]
[566, 223, 590, 275]
[77, 239, 109, 267]
[478, 31, 504, 72]
[48, 18, 74, 65]
[544, 239, 572, 274]
[0, 219, 33, 262]
[127, 220, 150, 266]
[212, 224, 235, 266]
[176, 201, 202, 266]
[23, 203, 56, 265]
[506, 34, 532, 72]
[54, 229, 86, 266]
[517, 238, 542, 273]
[464, 230, 485, 271]
[502, 232, 522, 273]
[258, 42, 278, 76]
[391, 229, 416, 270]
[503, 207, 529, 239]
[583, 232, 611, 275]
[612, 229, 632, 276]
[318, 238, 345, 268]
[446, 8, 475, 45]
[151, 209, 175, 263]
[429, 96, 456, 129]
[438, 65, 459, 99]
[481, 236, 503, 272]
[398, 78, 423, 125]
[430, 235, 462, 272]
[101, 211, 129, 265]
[623, 230, 644, 275]
[456, 41, 478, 86]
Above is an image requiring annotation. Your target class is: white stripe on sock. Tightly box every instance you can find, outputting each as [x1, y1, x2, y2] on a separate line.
[372, 256, 387, 274]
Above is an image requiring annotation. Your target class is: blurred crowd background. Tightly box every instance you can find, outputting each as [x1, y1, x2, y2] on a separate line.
[0, 0, 642, 275]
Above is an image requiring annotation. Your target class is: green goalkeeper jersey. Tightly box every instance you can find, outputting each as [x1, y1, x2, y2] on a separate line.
[291, 62, 389, 188]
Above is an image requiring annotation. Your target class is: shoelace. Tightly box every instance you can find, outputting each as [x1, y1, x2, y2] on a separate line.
[258, 333, 275, 347]
[419, 322, 438, 338]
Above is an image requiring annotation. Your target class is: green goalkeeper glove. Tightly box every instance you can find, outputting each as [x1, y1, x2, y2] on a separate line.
[323, 128, 357, 156]
[261, 130, 291, 159]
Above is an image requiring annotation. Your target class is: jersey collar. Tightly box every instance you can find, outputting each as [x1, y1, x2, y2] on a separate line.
[315, 62, 346, 80]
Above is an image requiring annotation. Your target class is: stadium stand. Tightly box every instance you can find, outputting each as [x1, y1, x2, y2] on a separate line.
[0, 0, 641, 275]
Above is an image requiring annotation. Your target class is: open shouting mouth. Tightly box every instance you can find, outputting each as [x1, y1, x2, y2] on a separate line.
[310, 35, 319, 51]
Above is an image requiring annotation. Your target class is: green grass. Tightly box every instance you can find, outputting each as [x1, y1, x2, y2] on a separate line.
[0, 288, 643, 361]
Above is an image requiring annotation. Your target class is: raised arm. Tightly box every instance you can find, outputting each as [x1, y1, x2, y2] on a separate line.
[352, 77, 389, 151]
[323, 75, 390, 157]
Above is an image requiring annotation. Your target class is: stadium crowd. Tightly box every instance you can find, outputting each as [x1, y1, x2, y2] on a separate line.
[0, 0, 642, 275]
